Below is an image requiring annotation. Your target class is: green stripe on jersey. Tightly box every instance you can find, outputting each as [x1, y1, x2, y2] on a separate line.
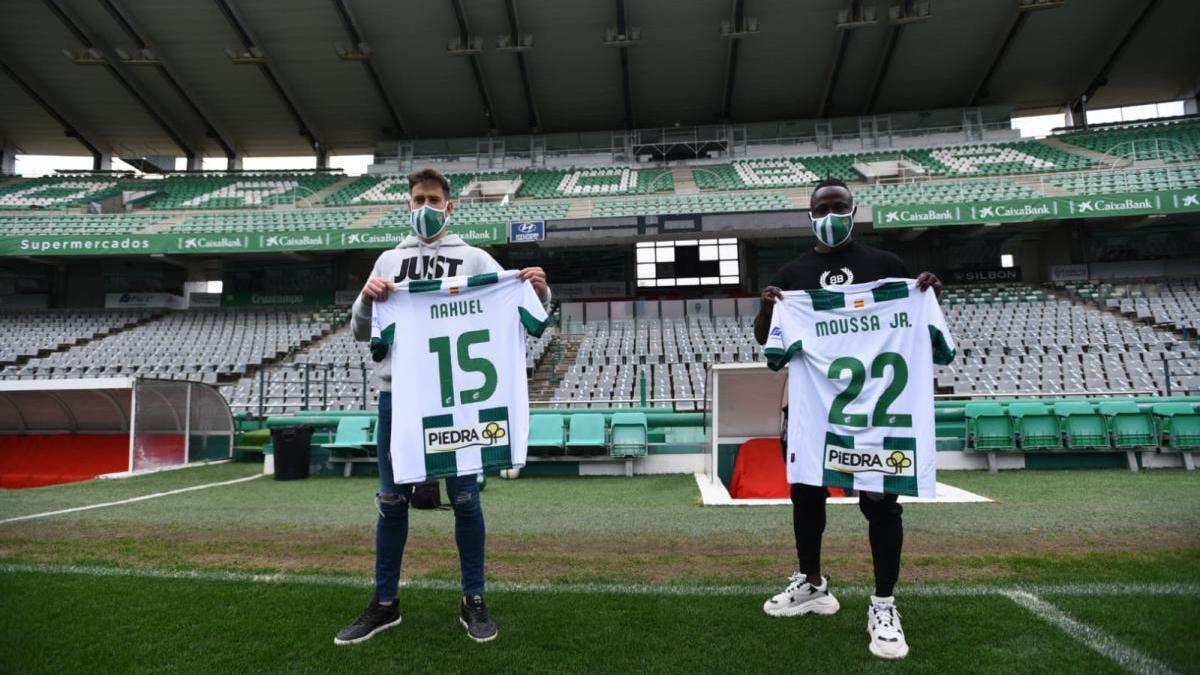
[409, 279, 441, 293]
[871, 281, 910, 303]
[467, 272, 499, 287]
[882, 436, 918, 496]
[764, 340, 803, 371]
[519, 307, 551, 337]
[929, 325, 956, 365]
[808, 289, 846, 311]
[822, 432, 856, 491]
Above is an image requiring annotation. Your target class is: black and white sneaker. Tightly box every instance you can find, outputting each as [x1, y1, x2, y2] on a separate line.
[334, 597, 402, 645]
[460, 594, 498, 642]
[762, 572, 841, 617]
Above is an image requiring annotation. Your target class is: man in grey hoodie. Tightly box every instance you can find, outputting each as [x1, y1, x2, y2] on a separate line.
[335, 168, 549, 646]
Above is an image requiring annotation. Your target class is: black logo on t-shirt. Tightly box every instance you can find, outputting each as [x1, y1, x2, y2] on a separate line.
[819, 267, 855, 288]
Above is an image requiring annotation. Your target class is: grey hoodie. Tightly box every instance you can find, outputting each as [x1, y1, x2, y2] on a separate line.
[351, 233, 550, 392]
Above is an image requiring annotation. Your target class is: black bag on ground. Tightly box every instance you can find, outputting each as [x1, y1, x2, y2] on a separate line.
[272, 425, 314, 481]
[411, 481, 447, 510]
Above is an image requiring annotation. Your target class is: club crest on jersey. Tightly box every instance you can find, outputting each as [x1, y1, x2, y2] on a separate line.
[824, 445, 915, 476]
[424, 420, 509, 454]
[819, 267, 854, 288]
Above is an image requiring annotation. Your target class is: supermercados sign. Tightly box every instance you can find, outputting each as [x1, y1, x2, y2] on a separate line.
[0, 223, 506, 257]
[873, 189, 1200, 228]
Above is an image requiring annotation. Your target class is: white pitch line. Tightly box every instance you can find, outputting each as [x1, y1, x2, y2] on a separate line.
[1004, 590, 1180, 675]
[0, 474, 263, 526]
[2, 563, 1199, 601]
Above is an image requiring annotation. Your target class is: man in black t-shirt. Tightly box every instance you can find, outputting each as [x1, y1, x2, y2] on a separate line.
[753, 177, 941, 661]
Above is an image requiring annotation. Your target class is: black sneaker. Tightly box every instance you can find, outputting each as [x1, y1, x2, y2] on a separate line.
[460, 594, 498, 642]
[334, 597, 402, 645]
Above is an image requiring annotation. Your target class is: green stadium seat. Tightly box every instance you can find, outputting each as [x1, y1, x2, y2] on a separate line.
[529, 413, 566, 457]
[964, 402, 1015, 450]
[1097, 401, 1156, 448]
[321, 416, 374, 477]
[1152, 402, 1200, 451]
[1052, 401, 1108, 449]
[1008, 402, 1061, 450]
[609, 412, 648, 457]
[565, 413, 606, 456]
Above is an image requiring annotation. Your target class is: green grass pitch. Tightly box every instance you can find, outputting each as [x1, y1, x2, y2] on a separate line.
[1, 463, 1198, 674]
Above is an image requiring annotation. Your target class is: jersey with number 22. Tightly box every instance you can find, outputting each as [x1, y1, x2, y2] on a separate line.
[764, 278, 956, 497]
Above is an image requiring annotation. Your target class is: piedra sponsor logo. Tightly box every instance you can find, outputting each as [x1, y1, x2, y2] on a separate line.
[824, 446, 915, 476]
[424, 420, 509, 454]
[19, 237, 151, 252]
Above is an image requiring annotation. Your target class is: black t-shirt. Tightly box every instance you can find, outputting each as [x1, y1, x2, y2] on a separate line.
[768, 240, 911, 292]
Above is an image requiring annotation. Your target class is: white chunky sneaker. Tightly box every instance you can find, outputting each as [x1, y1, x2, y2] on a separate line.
[762, 573, 840, 617]
[867, 596, 909, 659]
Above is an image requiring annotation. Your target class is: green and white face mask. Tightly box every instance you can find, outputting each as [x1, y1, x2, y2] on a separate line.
[410, 204, 449, 239]
[810, 207, 856, 247]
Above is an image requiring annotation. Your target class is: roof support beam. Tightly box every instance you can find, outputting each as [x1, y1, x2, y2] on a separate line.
[816, 0, 861, 118]
[616, 0, 634, 130]
[720, 0, 744, 122]
[861, 21, 902, 115]
[99, 0, 237, 163]
[1077, 0, 1162, 106]
[41, 0, 196, 162]
[212, 0, 326, 157]
[448, 0, 499, 134]
[0, 55, 105, 168]
[503, 0, 541, 132]
[966, 9, 1030, 106]
[330, 0, 407, 138]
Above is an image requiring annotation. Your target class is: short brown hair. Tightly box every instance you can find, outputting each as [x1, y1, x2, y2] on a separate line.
[407, 167, 451, 200]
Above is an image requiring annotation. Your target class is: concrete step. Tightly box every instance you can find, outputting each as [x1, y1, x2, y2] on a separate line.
[565, 199, 593, 219]
[1040, 136, 1126, 168]
[298, 175, 359, 207]
[672, 166, 699, 195]
[349, 207, 392, 229]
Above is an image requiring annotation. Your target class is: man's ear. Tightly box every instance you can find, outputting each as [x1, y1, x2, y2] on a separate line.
[445, 200, 454, 215]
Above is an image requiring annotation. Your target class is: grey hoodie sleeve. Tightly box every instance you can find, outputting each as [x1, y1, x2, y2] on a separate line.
[351, 255, 382, 342]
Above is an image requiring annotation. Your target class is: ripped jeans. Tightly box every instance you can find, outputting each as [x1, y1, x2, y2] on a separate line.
[374, 392, 486, 602]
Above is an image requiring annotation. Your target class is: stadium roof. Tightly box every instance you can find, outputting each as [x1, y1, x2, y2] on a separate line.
[1, 0, 1197, 160]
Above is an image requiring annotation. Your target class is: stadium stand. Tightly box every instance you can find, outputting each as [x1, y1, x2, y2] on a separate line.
[1067, 279, 1200, 340]
[0, 308, 340, 384]
[1058, 118, 1200, 161]
[0, 175, 125, 209]
[379, 201, 570, 227]
[0, 310, 154, 366]
[937, 285, 1196, 396]
[852, 178, 1041, 206]
[133, 173, 342, 209]
[322, 172, 497, 205]
[518, 167, 673, 198]
[0, 214, 160, 235]
[168, 209, 366, 234]
[591, 192, 791, 218]
[1042, 165, 1200, 194]
[904, 140, 1095, 176]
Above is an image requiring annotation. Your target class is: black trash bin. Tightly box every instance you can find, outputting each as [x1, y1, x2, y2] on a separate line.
[272, 425, 314, 481]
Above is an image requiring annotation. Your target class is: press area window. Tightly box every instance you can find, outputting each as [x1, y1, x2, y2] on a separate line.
[636, 239, 740, 288]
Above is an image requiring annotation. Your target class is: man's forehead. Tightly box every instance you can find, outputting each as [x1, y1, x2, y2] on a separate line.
[813, 185, 852, 201]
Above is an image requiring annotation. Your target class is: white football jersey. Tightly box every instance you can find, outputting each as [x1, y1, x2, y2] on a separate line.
[371, 270, 550, 484]
[764, 278, 955, 497]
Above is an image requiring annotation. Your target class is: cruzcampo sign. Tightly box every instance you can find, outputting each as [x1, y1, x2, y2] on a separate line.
[0, 223, 507, 257]
[872, 188, 1200, 228]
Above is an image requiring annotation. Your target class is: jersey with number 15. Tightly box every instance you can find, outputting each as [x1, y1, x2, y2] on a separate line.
[371, 270, 550, 484]
[764, 278, 956, 497]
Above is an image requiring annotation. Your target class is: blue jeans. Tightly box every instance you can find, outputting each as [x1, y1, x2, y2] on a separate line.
[374, 391, 486, 601]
